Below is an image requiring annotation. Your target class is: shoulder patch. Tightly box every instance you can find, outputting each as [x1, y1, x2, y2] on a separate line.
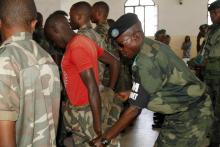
[140, 44, 154, 57]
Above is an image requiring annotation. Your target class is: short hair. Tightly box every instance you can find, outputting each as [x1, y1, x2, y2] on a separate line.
[0, 0, 37, 28]
[70, 1, 91, 18]
[44, 13, 63, 32]
[93, 1, 109, 18]
[53, 10, 68, 17]
[155, 29, 166, 38]
[35, 12, 43, 29]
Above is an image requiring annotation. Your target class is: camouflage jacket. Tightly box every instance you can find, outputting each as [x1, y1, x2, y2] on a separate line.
[77, 23, 106, 85]
[0, 32, 61, 147]
[203, 24, 220, 79]
[129, 37, 208, 114]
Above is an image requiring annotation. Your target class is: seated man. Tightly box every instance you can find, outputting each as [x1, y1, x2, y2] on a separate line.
[0, 0, 61, 146]
[91, 13, 213, 147]
[44, 13, 120, 147]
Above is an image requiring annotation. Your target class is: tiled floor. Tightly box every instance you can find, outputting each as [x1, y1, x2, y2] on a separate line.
[64, 109, 159, 147]
[121, 109, 159, 147]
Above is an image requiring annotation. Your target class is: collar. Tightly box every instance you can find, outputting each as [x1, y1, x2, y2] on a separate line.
[80, 23, 92, 30]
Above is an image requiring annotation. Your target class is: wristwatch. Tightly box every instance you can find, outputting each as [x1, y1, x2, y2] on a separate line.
[101, 138, 110, 146]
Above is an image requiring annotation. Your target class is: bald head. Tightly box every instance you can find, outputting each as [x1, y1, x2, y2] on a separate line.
[0, 0, 37, 28]
[44, 14, 73, 49]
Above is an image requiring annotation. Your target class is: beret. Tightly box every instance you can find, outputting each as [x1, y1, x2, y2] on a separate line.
[208, 0, 220, 11]
[108, 13, 139, 39]
[199, 24, 208, 30]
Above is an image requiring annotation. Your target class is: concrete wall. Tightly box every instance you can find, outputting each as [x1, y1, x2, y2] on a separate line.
[58, 0, 210, 58]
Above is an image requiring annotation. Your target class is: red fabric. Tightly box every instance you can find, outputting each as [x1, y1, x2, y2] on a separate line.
[62, 35, 104, 106]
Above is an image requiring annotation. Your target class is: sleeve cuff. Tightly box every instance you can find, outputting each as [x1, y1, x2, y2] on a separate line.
[0, 110, 18, 121]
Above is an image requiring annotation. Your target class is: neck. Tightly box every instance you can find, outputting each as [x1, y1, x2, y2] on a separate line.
[1, 26, 31, 42]
[65, 31, 75, 45]
[98, 19, 107, 24]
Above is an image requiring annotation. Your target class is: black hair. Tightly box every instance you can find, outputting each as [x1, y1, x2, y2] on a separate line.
[70, 1, 91, 18]
[0, 0, 37, 28]
[53, 10, 68, 17]
[93, 1, 109, 18]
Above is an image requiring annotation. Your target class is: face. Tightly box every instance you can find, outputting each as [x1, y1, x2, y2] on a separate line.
[45, 17, 71, 49]
[91, 7, 99, 23]
[116, 23, 144, 59]
[210, 8, 220, 24]
[69, 9, 81, 30]
[155, 33, 166, 43]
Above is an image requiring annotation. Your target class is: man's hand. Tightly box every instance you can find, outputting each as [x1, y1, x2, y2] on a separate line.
[89, 136, 103, 147]
[115, 91, 130, 101]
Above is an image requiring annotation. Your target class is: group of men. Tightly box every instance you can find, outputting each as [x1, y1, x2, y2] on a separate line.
[0, 0, 220, 147]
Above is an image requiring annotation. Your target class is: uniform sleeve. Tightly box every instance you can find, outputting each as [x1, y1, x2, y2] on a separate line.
[0, 56, 19, 121]
[208, 31, 220, 57]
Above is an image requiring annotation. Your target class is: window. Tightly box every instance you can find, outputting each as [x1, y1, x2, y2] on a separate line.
[208, 0, 216, 25]
[125, 0, 158, 36]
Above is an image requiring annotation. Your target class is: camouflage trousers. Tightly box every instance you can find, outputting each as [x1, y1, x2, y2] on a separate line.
[63, 87, 123, 147]
[206, 79, 220, 144]
[154, 95, 213, 147]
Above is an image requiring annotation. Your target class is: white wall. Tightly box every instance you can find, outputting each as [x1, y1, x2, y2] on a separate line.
[34, 0, 61, 23]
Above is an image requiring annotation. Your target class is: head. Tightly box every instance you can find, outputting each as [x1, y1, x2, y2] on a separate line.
[109, 13, 144, 59]
[53, 10, 68, 17]
[208, 1, 220, 24]
[69, 1, 92, 30]
[35, 12, 43, 29]
[107, 19, 115, 27]
[44, 14, 73, 49]
[199, 24, 208, 37]
[164, 34, 171, 45]
[184, 35, 190, 42]
[154, 29, 166, 42]
[91, 1, 109, 24]
[0, 0, 37, 41]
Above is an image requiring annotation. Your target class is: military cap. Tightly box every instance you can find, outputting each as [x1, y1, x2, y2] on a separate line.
[208, 0, 220, 11]
[108, 13, 139, 39]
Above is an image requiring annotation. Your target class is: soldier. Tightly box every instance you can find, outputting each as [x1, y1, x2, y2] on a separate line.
[44, 13, 120, 147]
[90, 13, 213, 147]
[205, 1, 220, 146]
[155, 29, 167, 43]
[0, 0, 61, 147]
[70, 1, 123, 134]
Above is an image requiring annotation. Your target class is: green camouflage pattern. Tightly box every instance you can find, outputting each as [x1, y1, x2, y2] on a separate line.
[133, 38, 213, 146]
[94, 22, 120, 87]
[0, 32, 61, 147]
[77, 23, 106, 83]
[203, 24, 220, 144]
[63, 87, 120, 147]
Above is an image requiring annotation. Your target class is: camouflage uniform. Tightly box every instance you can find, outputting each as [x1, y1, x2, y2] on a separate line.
[129, 38, 213, 147]
[0, 32, 61, 147]
[203, 24, 220, 145]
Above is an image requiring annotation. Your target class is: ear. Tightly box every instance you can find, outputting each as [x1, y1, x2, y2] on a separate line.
[30, 19, 37, 33]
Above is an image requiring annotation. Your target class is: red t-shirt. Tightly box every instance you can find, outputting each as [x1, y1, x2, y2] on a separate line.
[62, 35, 104, 106]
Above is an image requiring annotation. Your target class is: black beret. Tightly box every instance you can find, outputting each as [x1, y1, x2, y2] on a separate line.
[208, 0, 220, 11]
[108, 13, 139, 39]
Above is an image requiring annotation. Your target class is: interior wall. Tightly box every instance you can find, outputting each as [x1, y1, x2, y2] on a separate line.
[35, 0, 61, 23]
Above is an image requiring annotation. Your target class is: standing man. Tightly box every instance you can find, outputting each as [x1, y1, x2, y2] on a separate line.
[205, 1, 220, 146]
[44, 13, 120, 147]
[0, 0, 61, 147]
[90, 13, 213, 147]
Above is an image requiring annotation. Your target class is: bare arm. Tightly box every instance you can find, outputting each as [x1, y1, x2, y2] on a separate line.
[0, 121, 16, 147]
[80, 68, 102, 136]
[90, 105, 141, 147]
[99, 50, 120, 89]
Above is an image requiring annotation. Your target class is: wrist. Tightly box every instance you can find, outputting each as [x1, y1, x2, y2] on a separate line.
[101, 137, 111, 146]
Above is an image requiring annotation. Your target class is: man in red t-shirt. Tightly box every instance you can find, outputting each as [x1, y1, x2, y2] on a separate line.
[44, 13, 120, 146]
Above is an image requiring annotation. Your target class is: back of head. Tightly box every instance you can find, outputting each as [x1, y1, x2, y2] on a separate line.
[0, 0, 37, 28]
[53, 10, 68, 17]
[35, 12, 43, 29]
[93, 1, 109, 18]
[70, 1, 91, 19]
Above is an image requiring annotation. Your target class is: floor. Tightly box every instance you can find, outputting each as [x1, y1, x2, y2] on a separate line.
[64, 109, 159, 147]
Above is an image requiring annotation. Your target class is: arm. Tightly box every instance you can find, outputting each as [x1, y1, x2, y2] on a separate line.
[90, 106, 141, 147]
[99, 50, 120, 89]
[80, 68, 102, 136]
[0, 121, 16, 147]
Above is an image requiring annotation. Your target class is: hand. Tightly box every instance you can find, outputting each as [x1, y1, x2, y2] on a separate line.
[89, 136, 104, 147]
[115, 91, 130, 101]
